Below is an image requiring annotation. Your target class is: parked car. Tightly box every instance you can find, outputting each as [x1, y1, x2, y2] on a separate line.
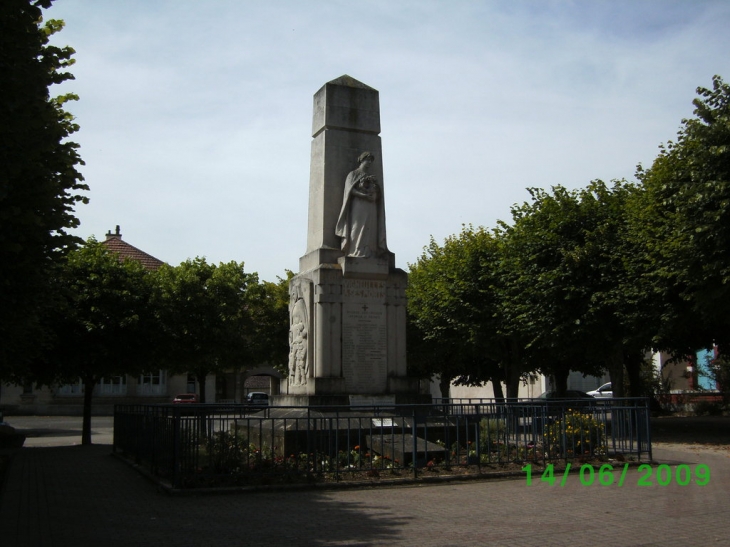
[534, 389, 597, 413]
[172, 393, 199, 404]
[530, 390, 597, 429]
[587, 382, 613, 398]
[245, 392, 269, 409]
[537, 390, 596, 400]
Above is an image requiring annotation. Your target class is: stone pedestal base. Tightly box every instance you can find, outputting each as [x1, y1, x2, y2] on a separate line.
[271, 390, 431, 409]
[338, 254, 394, 279]
[282, 260, 426, 407]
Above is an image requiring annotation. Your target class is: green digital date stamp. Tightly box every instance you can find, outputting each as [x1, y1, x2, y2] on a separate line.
[523, 463, 710, 487]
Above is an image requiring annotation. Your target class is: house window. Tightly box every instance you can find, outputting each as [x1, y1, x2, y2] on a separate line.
[137, 370, 167, 396]
[57, 380, 84, 396]
[99, 375, 127, 396]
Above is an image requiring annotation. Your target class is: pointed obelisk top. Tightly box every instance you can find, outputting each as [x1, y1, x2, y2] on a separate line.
[301, 76, 384, 270]
[326, 74, 377, 90]
[312, 75, 380, 137]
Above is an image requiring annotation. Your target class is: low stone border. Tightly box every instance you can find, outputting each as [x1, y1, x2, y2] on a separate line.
[111, 451, 654, 496]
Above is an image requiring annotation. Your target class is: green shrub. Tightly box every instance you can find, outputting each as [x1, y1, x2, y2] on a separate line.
[693, 400, 723, 416]
[479, 417, 506, 446]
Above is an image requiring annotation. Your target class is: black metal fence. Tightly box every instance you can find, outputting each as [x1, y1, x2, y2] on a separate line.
[113, 398, 651, 489]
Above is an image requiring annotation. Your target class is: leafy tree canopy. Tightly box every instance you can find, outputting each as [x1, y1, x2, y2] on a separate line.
[407, 227, 524, 399]
[40, 238, 154, 443]
[636, 75, 730, 355]
[1, 0, 88, 377]
[152, 258, 267, 403]
[500, 181, 649, 396]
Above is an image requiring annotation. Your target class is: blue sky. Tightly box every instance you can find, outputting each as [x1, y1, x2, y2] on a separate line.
[46, 0, 730, 282]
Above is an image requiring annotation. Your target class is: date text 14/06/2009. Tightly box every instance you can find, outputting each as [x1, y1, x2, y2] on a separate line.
[523, 463, 710, 487]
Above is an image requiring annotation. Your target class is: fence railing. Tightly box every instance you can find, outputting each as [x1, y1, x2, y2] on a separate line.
[113, 398, 651, 489]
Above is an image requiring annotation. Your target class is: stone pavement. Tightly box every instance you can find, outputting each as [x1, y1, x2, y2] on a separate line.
[1, 420, 729, 547]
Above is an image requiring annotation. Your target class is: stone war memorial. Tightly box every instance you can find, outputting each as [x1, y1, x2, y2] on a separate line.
[277, 75, 427, 407]
[110, 77, 653, 488]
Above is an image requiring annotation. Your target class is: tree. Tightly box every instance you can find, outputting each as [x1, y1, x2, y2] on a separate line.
[407, 227, 526, 400]
[253, 273, 293, 376]
[152, 259, 262, 403]
[635, 75, 730, 356]
[500, 181, 651, 396]
[40, 239, 154, 445]
[0, 0, 88, 379]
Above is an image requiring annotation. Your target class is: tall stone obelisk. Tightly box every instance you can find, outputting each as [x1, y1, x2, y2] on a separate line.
[281, 75, 423, 406]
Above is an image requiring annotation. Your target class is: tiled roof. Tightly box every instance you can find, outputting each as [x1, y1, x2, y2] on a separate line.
[244, 375, 272, 389]
[102, 227, 165, 271]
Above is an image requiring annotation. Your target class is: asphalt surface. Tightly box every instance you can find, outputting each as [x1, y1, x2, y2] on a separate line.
[5, 416, 114, 447]
[1, 416, 729, 547]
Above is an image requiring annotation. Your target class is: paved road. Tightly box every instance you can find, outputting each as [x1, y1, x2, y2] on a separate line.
[1, 417, 729, 547]
[5, 416, 114, 447]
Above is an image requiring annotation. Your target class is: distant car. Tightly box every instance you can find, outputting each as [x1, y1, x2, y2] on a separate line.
[172, 393, 199, 404]
[245, 392, 269, 409]
[534, 390, 597, 413]
[537, 390, 596, 400]
[587, 383, 613, 398]
[530, 390, 597, 428]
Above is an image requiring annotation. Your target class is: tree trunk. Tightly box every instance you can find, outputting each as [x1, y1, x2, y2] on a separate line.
[625, 351, 644, 397]
[439, 374, 451, 399]
[606, 347, 625, 398]
[198, 372, 207, 403]
[491, 378, 505, 402]
[81, 376, 96, 445]
[503, 360, 522, 400]
[504, 338, 523, 400]
[552, 368, 570, 396]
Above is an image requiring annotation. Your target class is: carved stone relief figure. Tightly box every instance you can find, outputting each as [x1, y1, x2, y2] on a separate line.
[288, 281, 309, 386]
[335, 151, 388, 258]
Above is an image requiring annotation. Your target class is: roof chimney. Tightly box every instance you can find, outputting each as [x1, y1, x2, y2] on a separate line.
[105, 225, 122, 240]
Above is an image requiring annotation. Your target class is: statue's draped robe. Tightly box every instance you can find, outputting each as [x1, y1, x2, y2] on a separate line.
[335, 168, 388, 257]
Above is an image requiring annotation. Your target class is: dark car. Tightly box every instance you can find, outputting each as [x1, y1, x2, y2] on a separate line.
[535, 390, 597, 411]
[536, 390, 596, 400]
[245, 392, 269, 409]
[530, 390, 597, 429]
[172, 393, 199, 404]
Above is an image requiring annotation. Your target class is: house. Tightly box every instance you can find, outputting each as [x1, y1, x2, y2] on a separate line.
[428, 370, 609, 401]
[430, 349, 721, 409]
[0, 227, 280, 415]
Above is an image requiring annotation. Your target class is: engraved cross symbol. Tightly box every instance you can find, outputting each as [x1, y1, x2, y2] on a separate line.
[361, 304, 369, 312]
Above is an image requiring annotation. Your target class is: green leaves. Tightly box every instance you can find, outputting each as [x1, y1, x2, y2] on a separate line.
[1, 0, 87, 378]
[407, 226, 521, 396]
[409, 181, 649, 397]
[39, 239, 154, 386]
[150, 258, 286, 401]
[408, 76, 730, 397]
[501, 181, 648, 395]
[635, 75, 730, 355]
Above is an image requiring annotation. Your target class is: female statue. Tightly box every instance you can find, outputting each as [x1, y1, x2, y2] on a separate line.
[335, 151, 388, 258]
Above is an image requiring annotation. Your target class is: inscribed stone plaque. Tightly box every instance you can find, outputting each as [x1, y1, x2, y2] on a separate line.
[342, 279, 388, 393]
[349, 395, 396, 408]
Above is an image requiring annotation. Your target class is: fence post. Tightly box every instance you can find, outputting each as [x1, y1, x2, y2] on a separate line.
[172, 405, 181, 489]
[335, 408, 339, 482]
[476, 404, 481, 472]
[639, 397, 652, 461]
[306, 406, 312, 480]
[112, 405, 119, 454]
[646, 398, 653, 461]
[412, 407, 418, 479]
